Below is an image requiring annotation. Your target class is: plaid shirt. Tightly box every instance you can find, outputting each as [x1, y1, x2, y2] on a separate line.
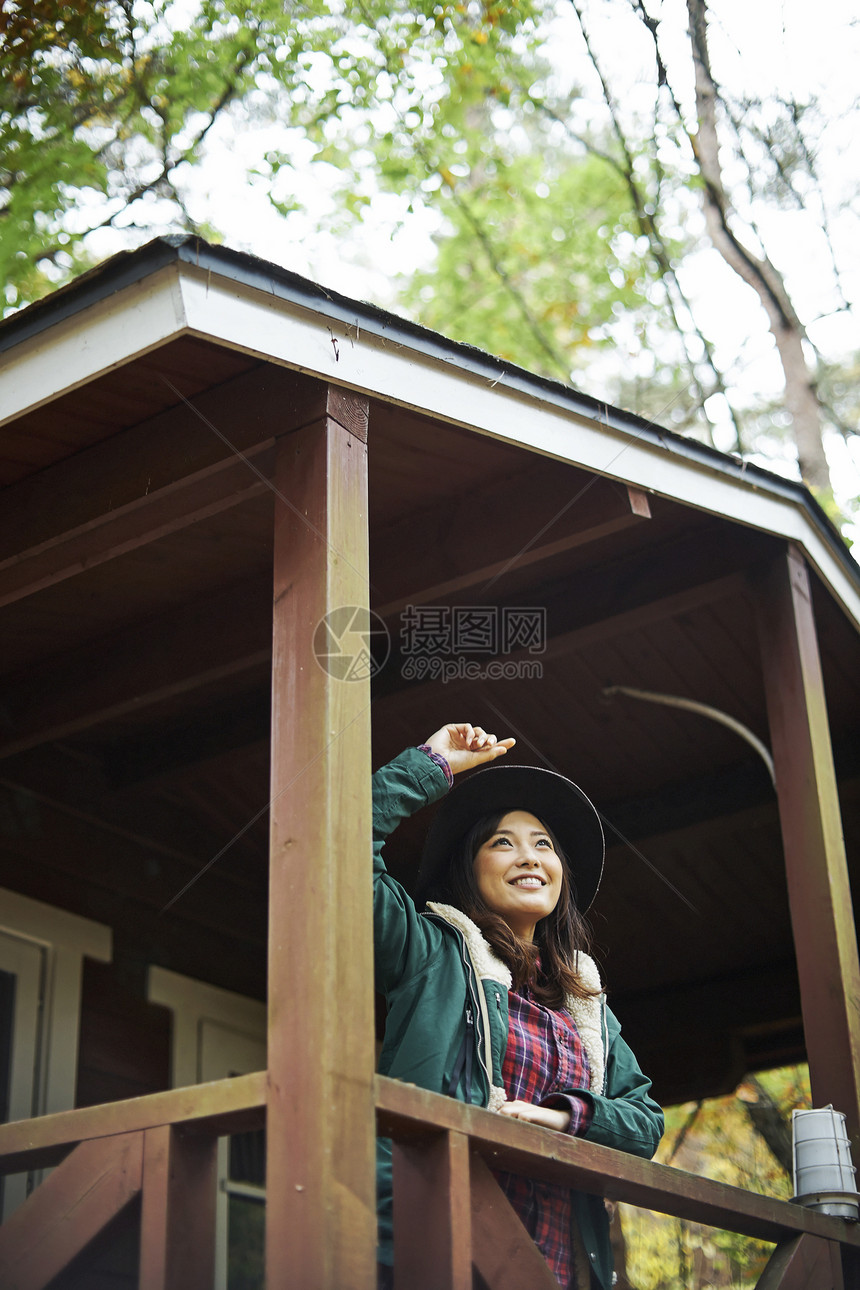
[494, 987, 594, 1289]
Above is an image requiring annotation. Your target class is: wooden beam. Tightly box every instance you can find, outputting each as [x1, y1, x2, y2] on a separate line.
[0, 367, 335, 610]
[0, 1071, 266, 1174]
[472, 570, 746, 665]
[0, 1131, 142, 1290]
[372, 476, 650, 619]
[0, 575, 272, 759]
[0, 365, 320, 561]
[755, 1234, 844, 1290]
[601, 731, 855, 863]
[600, 754, 777, 845]
[392, 1131, 472, 1290]
[612, 959, 804, 1105]
[103, 687, 271, 786]
[0, 455, 270, 610]
[266, 388, 375, 1289]
[753, 546, 860, 1151]
[0, 559, 749, 773]
[373, 568, 747, 705]
[139, 1124, 218, 1290]
[376, 1077, 860, 1249]
[0, 779, 266, 945]
[372, 508, 762, 661]
[468, 1154, 559, 1290]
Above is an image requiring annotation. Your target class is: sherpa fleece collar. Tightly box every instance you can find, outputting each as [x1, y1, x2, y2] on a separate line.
[425, 902, 606, 1097]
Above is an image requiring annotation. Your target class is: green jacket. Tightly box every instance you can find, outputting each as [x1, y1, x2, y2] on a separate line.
[374, 748, 664, 1287]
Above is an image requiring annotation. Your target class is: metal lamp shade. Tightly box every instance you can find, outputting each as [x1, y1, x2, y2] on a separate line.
[792, 1106, 859, 1221]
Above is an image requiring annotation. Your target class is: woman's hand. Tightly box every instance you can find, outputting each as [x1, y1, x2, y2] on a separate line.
[423, 723, 515, 776]
[498, 1100, 572, 1133]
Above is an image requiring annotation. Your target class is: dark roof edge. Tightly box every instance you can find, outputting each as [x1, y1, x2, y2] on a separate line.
[0, 238, 186, 353]
[2, 235, 856, 586]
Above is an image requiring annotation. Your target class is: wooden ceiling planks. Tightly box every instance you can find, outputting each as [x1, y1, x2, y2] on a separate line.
[3, 742, 268, 889]
[0, 574, 273, 760]
[578, 601, 771, 788]
[0, 424, 85, 482]
[0, 338, 263, 486]
[674, 597, 764, 725]
[367, 400, 531, 523]
[0, 796, 266, 964]
[603, 818, 791, 995]
[0, 494, 274, 675]
[580, 641, 712, 793]
[0, 334, 857, 1082]
[535, 656, 624, 790]
[646, 613, 764, 726]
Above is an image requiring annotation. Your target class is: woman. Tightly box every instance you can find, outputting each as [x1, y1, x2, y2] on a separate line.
[374, 722, 663, 1289]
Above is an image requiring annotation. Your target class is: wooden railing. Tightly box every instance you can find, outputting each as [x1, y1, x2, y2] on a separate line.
[0, 1073, 857, 1289]
[377, 1077, 860, 1289]
[0, 1074, 266, 1290]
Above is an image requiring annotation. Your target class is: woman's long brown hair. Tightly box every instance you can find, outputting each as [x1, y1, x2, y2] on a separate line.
[441, 811, 600, 1007]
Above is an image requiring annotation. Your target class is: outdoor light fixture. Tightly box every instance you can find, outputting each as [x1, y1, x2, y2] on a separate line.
[792, 1107, 860, 1220]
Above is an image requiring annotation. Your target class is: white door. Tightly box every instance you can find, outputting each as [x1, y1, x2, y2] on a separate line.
[0, 930, 47, 1218]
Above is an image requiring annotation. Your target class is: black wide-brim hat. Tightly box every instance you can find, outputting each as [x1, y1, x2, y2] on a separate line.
[416, 763, 605, 911]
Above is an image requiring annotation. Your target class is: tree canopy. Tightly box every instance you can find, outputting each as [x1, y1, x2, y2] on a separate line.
[2, 0, 857, 524]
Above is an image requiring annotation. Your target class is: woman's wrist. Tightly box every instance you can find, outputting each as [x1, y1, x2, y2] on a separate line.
[416, 744, 454, 787]
[542, 1093, 593, 1136]
[498, 1100, 571, 1133]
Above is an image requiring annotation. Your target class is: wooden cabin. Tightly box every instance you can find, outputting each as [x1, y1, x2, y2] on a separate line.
[0, 236, 858, 1287]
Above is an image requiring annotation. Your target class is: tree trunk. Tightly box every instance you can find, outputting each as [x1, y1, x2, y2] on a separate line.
[740, 1078, 794, 1177]
[685, 0, 831, 493]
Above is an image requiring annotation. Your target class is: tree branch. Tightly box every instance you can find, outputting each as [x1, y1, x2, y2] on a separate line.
[28, 38, 253, 268]
[565, 0, 749, 449]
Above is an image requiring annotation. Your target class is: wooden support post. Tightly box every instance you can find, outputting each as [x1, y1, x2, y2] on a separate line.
[266, 388, 375, 1289]
[755, 1233, 844, 1290]
[0, 1132, 142, 1290]
[469, 1155, 560, 1290]
[139, 1124, 218, 1290]
[392, 1131, 473, 1290]
[754, 545, 860, 1148]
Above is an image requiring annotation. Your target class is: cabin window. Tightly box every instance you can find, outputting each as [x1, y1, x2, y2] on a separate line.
[148, 966, 266, 1290]
[225, 1123, 266, 1289]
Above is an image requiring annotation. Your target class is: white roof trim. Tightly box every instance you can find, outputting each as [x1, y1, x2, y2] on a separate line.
[178, 267, 860, 630]
[0, 264, 186, 427]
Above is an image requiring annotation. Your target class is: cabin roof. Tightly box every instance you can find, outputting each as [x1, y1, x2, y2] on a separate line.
[1, 236, 858, 1106]
[1, 234, 856, 619]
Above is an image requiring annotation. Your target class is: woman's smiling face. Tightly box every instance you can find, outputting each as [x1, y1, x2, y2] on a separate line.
[472, 810, 563, 940]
